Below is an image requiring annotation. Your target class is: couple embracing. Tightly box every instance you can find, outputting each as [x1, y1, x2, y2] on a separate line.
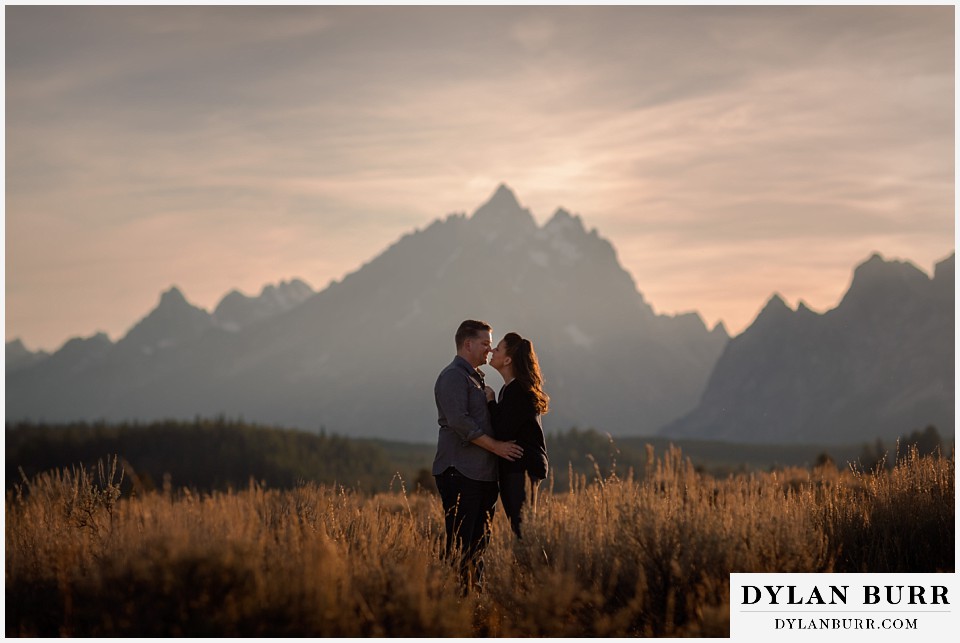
[432, 319, 549, 588]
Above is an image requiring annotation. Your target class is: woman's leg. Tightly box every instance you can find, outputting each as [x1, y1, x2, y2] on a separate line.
[527, 474, 543, 519]
[499, 470, 527, 538]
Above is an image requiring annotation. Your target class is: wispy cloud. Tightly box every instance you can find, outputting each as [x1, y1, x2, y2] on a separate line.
[5, 5, 953, 350]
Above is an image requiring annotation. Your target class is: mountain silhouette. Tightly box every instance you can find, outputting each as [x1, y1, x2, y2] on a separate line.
[118, 287, 216, 356]
[660, 252, 955, 444]
[5, 339, 50, 373]
[6, 185, 727, 440]
[213, 279, 314, 332]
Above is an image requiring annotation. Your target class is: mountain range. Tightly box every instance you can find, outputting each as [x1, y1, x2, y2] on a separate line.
[5, 185, 728, 441]
[6, 339, 50, 373]
[6, 185, 953, 445]
[661, 253, 954, 444]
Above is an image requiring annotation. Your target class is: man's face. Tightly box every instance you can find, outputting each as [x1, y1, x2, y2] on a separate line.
[464, 331, 493, 368]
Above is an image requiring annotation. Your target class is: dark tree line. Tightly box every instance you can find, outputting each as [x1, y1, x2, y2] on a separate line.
[6, 418, 400, 494]
[8, 419, 947, 495]
[857, 425, 946, 471]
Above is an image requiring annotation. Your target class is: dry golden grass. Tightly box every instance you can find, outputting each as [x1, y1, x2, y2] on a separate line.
[6, 445, 954, 637]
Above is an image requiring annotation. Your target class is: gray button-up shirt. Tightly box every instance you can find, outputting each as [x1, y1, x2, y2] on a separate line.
[431, 355, 498, 481]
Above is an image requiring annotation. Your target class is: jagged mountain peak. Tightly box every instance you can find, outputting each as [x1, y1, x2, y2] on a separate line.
[490, 182, 520, 206]
[852, 252, 928, 284]
[6, 338, 52, 373]
[214, 278, 315, 331]
[148, 286, 207, 317]
[796, 300, 819, 317]
[120, 287, 213, 351]
[89, 331, 112, 344]
[934, 252, 955, 283]
[7, 338, 28, 353]
[470, 183, 536, 231]
[759, 292, 791, 315]
[159, 286, 189, 307]
[61, 332, 112, 352]
[742, 293, 795, 334]
[663, 249, 953, 445]
[260, 278, 314, 303]
[544, 207, 586, 234]
[840, 252, 930, 309]
[273, 277, 311, 291]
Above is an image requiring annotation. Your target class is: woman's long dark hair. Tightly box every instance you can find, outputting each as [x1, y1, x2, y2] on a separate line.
[502, 332, 549, 414]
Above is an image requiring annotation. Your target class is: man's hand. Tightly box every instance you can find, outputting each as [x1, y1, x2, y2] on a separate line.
[494, 439, 523, 461]
[471, 434, 523, 461]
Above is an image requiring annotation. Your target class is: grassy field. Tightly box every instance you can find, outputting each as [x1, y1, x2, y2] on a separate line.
[5, 445, 954, 637]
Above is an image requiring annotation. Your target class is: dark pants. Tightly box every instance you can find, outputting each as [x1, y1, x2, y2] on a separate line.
[499, 470, 541, 538]
[435, 467, 499, 589]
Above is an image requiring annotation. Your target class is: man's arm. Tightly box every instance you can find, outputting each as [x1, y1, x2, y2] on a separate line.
[436, 370, 522, 461]
[435, 369, 485, 441]
[471, 433, 523, 461]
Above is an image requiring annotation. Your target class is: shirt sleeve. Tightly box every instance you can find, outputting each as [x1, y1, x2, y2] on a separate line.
[436, 369, 486, 442]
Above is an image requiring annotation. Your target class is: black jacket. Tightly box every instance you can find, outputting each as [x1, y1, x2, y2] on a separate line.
[487, 380, 549, 479]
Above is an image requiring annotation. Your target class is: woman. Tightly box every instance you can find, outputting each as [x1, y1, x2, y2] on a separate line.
[485, 332, 549, 538]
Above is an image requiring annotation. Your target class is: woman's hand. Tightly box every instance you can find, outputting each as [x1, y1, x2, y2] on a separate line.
[484, 385, 496, 402]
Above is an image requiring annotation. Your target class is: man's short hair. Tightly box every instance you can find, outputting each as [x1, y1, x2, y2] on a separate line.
[455, 319, 492, 349]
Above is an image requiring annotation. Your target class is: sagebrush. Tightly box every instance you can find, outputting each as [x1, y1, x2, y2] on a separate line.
[6, 445, 953, 636]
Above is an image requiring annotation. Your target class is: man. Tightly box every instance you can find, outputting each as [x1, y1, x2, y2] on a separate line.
[433, 319, 523, 589]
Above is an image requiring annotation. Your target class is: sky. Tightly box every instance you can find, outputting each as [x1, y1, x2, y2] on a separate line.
[5, 4, 955, 353]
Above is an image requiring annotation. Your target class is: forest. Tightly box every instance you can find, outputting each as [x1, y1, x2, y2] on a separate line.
[6, 419, 946, 496]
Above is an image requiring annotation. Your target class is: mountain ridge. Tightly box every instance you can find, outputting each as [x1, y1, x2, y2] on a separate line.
[6, 187, 951, 446]
[660, 252, 954, 444]
[6, 185, 727, 440]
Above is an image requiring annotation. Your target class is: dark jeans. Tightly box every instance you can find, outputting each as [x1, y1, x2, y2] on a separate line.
[435, 467, 499, 589]
[499, 470, 542, 538]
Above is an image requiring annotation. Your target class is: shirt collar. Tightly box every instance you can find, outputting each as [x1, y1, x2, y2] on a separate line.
[453, 355, 485, 383]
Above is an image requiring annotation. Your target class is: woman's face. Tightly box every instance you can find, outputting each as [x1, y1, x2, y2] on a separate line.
[489, 339, 511, 370]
